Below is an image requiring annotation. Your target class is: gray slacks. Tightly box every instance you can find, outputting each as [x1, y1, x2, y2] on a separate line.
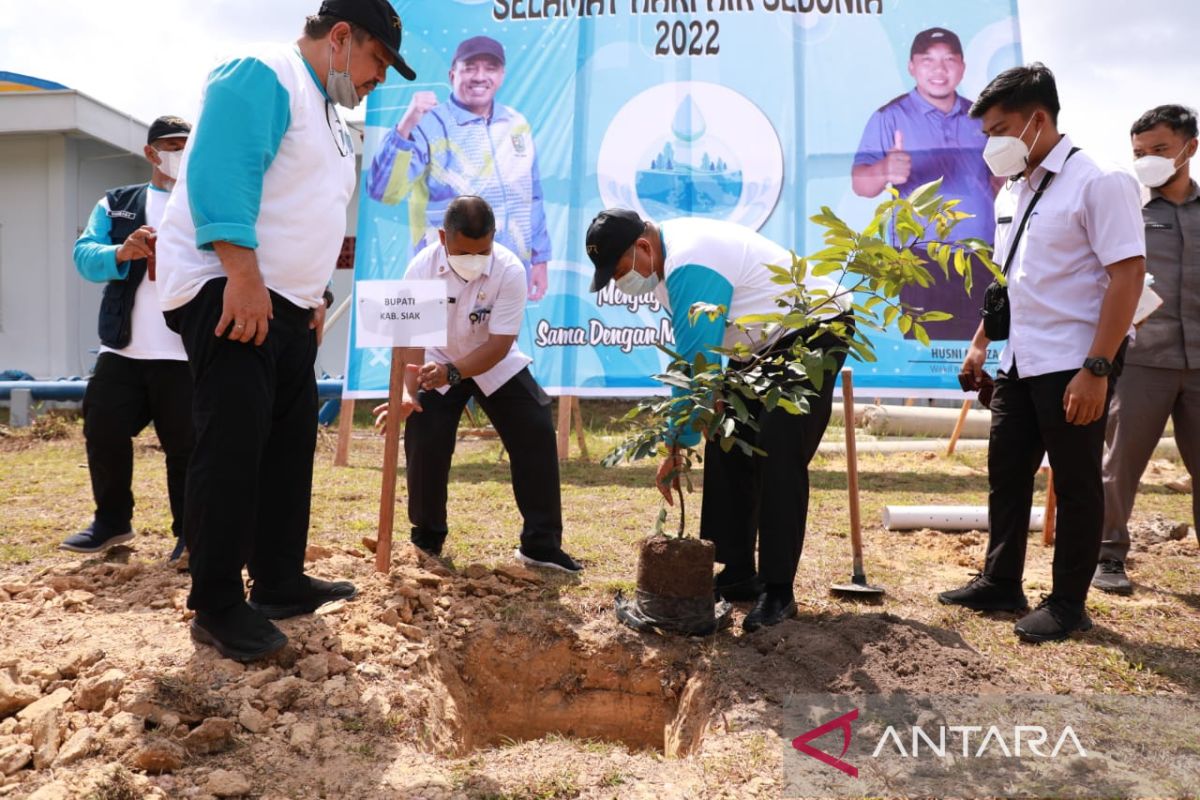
[1101, 363, 1200, 560]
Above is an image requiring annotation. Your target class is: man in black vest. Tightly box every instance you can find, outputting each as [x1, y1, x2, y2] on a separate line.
[61, 116, 194, 559]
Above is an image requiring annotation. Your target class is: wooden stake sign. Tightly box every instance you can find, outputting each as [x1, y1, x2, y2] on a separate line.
[354, 280, 449, 573]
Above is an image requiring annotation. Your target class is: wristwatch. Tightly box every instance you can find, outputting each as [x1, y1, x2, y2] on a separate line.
[322, 288, 334, 308]
[444, 363, 462, 386]
[1083, 356, 1113, 377]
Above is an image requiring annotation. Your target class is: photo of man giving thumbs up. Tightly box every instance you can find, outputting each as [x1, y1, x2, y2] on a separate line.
[366, 35, 553, 303]
[851, 27, 998, 341]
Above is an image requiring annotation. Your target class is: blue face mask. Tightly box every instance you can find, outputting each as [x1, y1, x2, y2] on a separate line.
[615, 240, 659, 295]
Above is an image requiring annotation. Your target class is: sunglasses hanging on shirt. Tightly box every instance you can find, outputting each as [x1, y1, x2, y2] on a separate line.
[325, 100, 353, 158]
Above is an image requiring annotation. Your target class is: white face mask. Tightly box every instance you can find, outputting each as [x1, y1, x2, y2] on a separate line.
[982, 115, 1041, 178]
[615, 240, 659, 296]
[327, 37, 360, 110]
[1133, 144, 1191, 188]
[155, 149, 182, 181]
[446, 251, 490, 282]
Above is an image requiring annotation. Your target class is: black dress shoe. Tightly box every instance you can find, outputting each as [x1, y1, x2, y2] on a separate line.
[743, 592, 797, 632]
[191, 602, 287, 663]
[713, 565, 764, 601]
[248, 575, 358, 620]
[715, 576, 765, 602]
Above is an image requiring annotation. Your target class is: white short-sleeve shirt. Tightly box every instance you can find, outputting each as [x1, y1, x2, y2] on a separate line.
[403, 241, 531, 396]
[995, 134, 1145, 377]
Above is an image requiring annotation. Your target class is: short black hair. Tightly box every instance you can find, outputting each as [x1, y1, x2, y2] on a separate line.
[443, 196, 496, 240]
[303, 15, 369, 42]
[1131, 104, 1199, 140]
[969, 62, 1060, 124]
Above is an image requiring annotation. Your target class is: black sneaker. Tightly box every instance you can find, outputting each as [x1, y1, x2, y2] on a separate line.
[514, 546, 582, 573]
[1014, 596, 1093, 643]
[714, 566, 765, 602]
[1091, 559, 1132, 596]
[247, 575, 358, 620]
[938, 573, 1028, 611]
[59, 523, 134, 554]
[191, 602, 287, 663]
[743, 588, 797, 632]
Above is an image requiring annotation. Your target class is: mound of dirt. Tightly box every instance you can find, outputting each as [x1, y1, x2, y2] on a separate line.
[0, 535, 1020, 798]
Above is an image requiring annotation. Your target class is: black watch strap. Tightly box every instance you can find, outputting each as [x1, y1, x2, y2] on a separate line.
[322, 288, 334, 308]
[1083, 356, 1112, 377]
[445, 363, 462, 386]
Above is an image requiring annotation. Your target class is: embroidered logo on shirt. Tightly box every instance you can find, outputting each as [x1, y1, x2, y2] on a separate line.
[511, 134, 527, 156]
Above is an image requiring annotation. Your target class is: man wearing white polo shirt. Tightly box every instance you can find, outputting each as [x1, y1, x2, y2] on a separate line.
[156, 0, 417, 661]
[585, 209, 850, 631]
[941, 63, 1146, 643]
[377, 196, 580, 572]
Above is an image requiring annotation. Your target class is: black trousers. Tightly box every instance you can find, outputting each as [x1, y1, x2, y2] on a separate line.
[82, 352, 193, 537]
[983, 361, 1120, 604]
[165, 278, 318, 612]
[405, 368, 562, 553]
[699, 327, 848, 585]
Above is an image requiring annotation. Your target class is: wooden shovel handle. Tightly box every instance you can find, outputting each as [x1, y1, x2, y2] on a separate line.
[842, 368, 865, 574]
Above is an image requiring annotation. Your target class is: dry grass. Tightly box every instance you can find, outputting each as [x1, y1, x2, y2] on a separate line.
[2, 409, 1198, 799]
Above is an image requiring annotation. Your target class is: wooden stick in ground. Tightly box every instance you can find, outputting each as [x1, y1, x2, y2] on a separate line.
[556, 395, 572, 461]
[946, 398, 973, 456]
[842, 368, 866, 578]
[571, 396, 589, 459]
[1042, 468, 1057, 547]
[333, 397, 356, 467]
[376, 347, 407, 573]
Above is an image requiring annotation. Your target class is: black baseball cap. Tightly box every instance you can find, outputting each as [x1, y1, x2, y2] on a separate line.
[453, 36, 505, 66]
[147, 116, 191, 144]
[910, 27, 963, 58]
[586, 208, 645, 292]
[318, 0, 417, 81]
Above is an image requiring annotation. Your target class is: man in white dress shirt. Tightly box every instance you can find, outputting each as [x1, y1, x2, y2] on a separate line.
[377, 196, 580, 573]
[940, 63, 1146, 643]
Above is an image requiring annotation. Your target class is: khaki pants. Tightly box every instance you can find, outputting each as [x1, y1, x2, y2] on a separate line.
[1101, 363, 1200, 560]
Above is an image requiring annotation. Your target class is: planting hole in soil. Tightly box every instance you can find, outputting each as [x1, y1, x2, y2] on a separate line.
[426, 619, 712, 757]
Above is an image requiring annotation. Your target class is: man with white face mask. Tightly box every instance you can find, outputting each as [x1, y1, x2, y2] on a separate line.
[155, 0, 416, 662]
[586, 208, 849, 631]
[62, 116, 193, 560]
[941, 64, 1146, 643]
[1095, 105, 1200, 595]
[373, 196, 580, 573]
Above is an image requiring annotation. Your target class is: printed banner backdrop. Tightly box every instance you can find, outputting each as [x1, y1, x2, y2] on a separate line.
[344, 0, 1021, 399]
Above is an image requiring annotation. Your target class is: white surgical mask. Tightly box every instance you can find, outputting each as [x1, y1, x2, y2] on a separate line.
[982, 115, 1041, 178]
[327, 37, 360, 109]
[1133, 144, 1191, 188]
[615, 240, 659, 296]
[155, 149, 182, 181]
[446, 251, 490, 282]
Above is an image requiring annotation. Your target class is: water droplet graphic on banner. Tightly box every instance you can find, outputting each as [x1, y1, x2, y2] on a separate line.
[635, 95, 744, 220]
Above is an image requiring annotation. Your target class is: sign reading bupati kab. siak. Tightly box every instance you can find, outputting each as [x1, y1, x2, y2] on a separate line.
[344, 0, 1021, 398]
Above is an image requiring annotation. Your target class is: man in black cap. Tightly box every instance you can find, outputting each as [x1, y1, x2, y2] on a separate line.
[367, 35, 553, 302]
[586, 209, 850, 631]
[851, 26, 997, 341]
[155, 1, 414, 662]
[63, 116, 194, 561]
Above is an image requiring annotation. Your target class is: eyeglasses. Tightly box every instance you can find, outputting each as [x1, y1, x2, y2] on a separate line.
[325, 100, 353, 158]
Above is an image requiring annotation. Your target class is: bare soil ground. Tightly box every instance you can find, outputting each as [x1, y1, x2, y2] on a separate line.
[0, 417, 1196, 799]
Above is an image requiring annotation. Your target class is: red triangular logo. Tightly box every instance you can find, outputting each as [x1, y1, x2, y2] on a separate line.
[791, 708, 859, 778]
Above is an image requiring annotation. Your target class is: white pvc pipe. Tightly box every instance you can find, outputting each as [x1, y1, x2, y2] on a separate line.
[882, 505, 1045, 532]
[323, 296, 352, 335]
